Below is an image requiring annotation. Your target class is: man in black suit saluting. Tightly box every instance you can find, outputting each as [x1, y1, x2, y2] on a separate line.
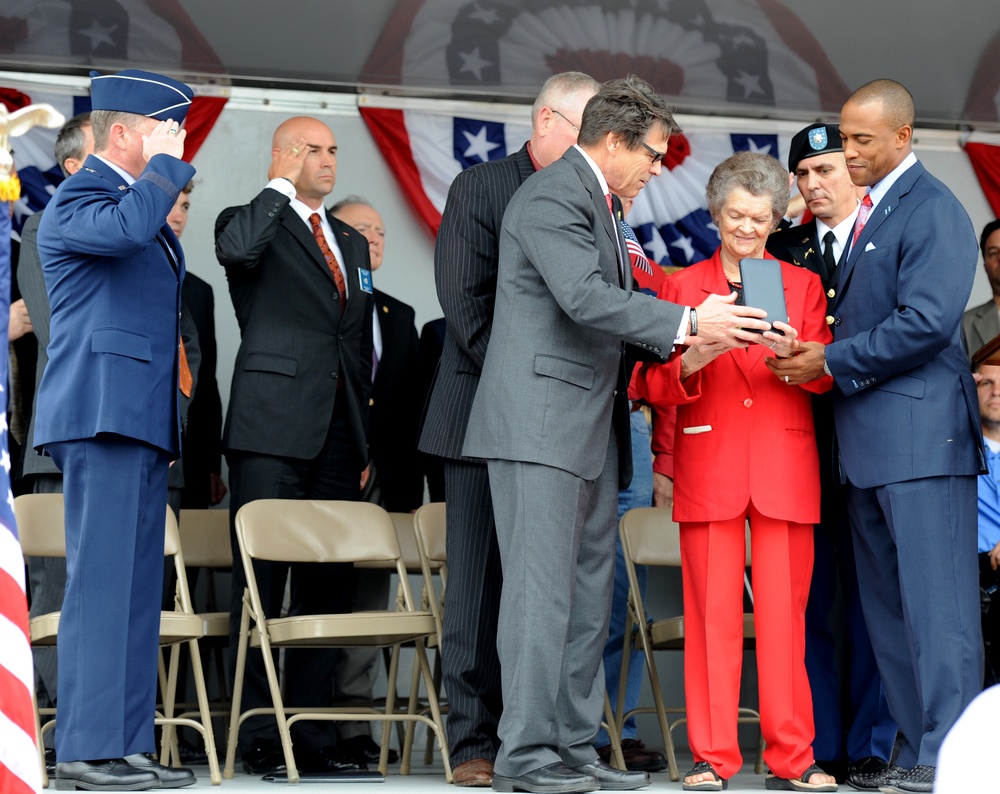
[216, 116, 374, 775]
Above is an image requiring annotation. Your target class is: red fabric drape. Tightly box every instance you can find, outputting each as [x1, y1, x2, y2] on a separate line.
[964, 141, 1000, 218]
[181, 96, 227, 164]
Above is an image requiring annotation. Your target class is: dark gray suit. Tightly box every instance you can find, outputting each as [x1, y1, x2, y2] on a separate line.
[417, 144, 535, 766]
[462, 146, 683, 777]
[961, 298, 1000, 362]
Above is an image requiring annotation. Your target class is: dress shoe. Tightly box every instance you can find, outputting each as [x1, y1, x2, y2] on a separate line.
[492, 761, 598, 793]
[878, 764, 934, 793]
[846, 757, 891, 790]
[54, 759, 160, 791]
[176, 738, 208, 766]
[45, 748, 56, 777]
[453, 758, 495, 787]
[241, 737, 287, 775]
[294, 745, 368, 774]
[573, 760, 650, 790]
[597, 739, 667, 773]
[124, 753, 195, 789]
[338, 734, 399, 764]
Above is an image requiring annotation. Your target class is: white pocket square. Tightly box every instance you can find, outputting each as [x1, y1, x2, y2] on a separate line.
[864, 242, 876, 252]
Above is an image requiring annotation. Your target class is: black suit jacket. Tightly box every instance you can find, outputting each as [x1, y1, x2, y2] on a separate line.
[369, 288, 422, 511]
[216, 189, 374, 462]
[180, 271, 223, 507]
[766, 219, 838, 299]
[418, 144, 535, 460]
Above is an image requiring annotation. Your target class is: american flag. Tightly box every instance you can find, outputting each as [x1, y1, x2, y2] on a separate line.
[0, 206, 40, 794]
[621, 218, 654, 277]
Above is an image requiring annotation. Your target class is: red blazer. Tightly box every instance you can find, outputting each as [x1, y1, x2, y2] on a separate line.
[634, 250, 833, 525]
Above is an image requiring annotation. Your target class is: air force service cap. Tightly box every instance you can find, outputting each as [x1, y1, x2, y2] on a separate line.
[89, 69, 193, 123]
[788, 124, 842, 171]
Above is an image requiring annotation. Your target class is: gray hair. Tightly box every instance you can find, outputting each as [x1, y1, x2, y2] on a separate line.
[706, 151, 789, 229]
[577, 74, 681, 150]
[330, 195, 373, 216]
[54, 112, 92, 176]
[90, 109, 145, 152]
[531, 72, 601, 127]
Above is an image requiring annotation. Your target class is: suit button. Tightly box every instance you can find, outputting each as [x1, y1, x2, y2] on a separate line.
[267, 212, 275, 218]
[369, 398, 375, 406]
[827, 288, 835, 299]
[743, 398, 753, 408]
[330, 372, 337, 379]
[826, 315, 835, 325]
[835, 317, 842, 326]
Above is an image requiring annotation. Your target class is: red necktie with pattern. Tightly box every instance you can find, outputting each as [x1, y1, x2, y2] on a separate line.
[309, 212, 346, 311]
[852, 193, 873, 246]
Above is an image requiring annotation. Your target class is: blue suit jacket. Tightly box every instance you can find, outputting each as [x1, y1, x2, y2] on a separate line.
[826, 160, 984, 488]
[35, 153, 196, 457]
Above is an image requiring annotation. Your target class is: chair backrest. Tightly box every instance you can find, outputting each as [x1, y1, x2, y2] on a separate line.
[14, 493, 66, 557]
[178, 508, 233, 568]
[388, 512, 424, 572]
[619, 507, 753, 568]
[235, 499, 402, 564]
[413, 502, 446, 564]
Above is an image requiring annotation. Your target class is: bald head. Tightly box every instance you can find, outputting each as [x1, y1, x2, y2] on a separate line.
[847, 79, 915, 130]
[270, 116, 338, 208]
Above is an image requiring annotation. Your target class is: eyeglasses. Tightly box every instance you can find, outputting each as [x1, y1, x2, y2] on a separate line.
[640, 141, 667, 165]
[551, 108, 580, 133]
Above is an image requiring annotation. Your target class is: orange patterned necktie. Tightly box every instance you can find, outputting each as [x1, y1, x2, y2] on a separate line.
[179, 336, 192, 398]
[852, 193, 873, 246]
[309, 212, 346, 310]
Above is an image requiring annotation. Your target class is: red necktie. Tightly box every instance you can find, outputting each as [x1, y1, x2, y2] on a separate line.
[309, 212, 346, 311]
[852, 193, 873, 246]
[605, 193, 614, 216]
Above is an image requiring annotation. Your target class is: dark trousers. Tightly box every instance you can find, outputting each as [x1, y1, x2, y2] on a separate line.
[440, 459, 503, 765]
[227, 399, 361, 754]
[48, 435, 170, 761]
[848, 475, 983, 768]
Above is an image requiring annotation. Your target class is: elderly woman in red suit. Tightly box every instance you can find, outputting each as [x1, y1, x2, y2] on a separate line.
[635, 151, 837, 792]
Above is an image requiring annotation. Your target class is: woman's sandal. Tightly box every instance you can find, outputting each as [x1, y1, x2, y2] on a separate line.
[764, 763, 838, 792]
[682, 761, 728, 792]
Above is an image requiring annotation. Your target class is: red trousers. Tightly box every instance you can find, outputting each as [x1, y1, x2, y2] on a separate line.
[680, 501, 816, 780]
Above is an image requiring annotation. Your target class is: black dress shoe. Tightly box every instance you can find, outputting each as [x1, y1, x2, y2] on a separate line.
[573, 760, 650, 790]
[45, 748, 56, 777]
[124, 753, 195, 789]
[492, 761, 599, 793]
[338, 734, 399, 764]
[241, 737, 287, 775]
[54, 759, 160, 791]
[878, 764, 935, 793]
[597, 739, 667, 773]
[176, 738, 208, 766]
[846, 756, 890, 790]
[294, 746, 368, 774]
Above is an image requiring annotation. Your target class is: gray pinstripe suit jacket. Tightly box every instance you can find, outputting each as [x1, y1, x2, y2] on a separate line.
[418, 144, 536, 460]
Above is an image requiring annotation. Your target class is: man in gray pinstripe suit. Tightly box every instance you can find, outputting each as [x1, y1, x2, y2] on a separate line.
[417, 71, 601, 788]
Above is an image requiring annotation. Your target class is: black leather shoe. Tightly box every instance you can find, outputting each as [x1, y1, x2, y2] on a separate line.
[45, 748, 56, 777]
[878, 765, 934, 793]
[241, 737, 287, 775]
[573, 760, 650, 790]
[338, 734, 399, 764]
[54, 759, 160, 791]
[846, 756, 890, 790]
[177, 738, 208, 766]
[597, 739, 667, 773]
[492, 761, 599, 793]
[295, 746, 368, 774]
[124, 753, 195, 789]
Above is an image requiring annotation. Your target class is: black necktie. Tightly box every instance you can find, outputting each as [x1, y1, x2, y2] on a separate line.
[822, 230, 836, 282]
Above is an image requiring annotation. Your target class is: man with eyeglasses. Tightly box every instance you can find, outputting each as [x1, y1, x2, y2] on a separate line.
[462, 74, 769, 794]
[418, 70, 600, 788]
[962, 220, 1000, 361]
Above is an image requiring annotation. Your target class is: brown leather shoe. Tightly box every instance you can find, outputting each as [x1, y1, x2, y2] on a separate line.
[453, 758, 494, 787]
[597, 739, 668, 773]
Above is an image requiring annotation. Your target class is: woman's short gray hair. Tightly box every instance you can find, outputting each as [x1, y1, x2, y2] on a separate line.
[705, 151, 789, 229]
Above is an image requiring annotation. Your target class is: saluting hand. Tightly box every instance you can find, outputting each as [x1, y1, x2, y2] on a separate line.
[269, 138, 308, 184]
[143, 118, 185, 162]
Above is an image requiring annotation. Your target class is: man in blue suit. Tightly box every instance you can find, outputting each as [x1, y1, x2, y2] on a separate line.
[768, 79, 984, 794]
[35, 69, 198, 791]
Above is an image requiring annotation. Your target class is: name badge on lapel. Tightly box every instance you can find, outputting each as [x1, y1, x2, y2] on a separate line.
[358, 268, 373, 294]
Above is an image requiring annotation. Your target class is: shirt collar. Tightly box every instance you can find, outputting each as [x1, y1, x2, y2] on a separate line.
[94, 154, 135, 186]
[574, 144, 611, 198]
[815, 200, 861, 252]
[868, 151, 917, 211]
